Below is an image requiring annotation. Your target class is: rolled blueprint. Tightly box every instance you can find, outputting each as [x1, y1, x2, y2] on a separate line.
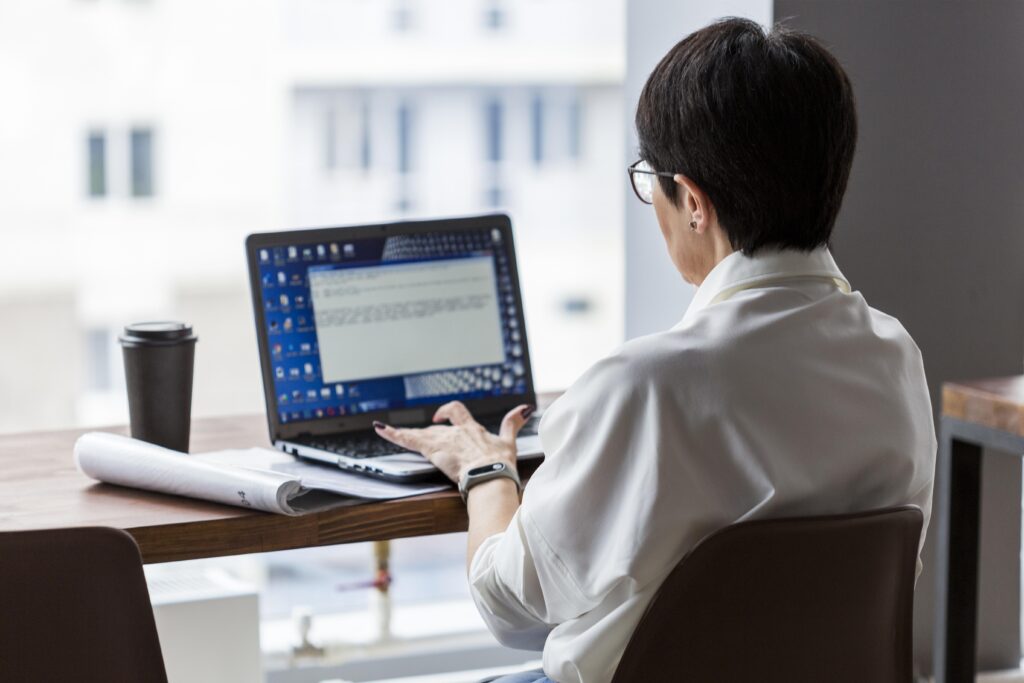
[74, 432, 301, 514]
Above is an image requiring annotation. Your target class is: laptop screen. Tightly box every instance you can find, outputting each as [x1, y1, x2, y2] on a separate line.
[254, 226, 528, 425]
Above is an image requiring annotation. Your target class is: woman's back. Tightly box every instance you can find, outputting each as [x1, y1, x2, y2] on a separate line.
[469, 247, 935, 683]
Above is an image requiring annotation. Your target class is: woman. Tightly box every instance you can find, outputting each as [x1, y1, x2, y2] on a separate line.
[375, 17, 935, 683]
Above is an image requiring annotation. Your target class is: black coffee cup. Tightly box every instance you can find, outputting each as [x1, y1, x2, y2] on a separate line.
[119, 322, 198, 453]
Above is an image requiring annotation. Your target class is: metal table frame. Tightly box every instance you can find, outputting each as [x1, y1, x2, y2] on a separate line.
[934, 416, 1024, 683]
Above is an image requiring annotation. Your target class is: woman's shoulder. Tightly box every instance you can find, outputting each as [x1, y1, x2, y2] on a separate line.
[565, 326, 715, 402]
[618, 323, 717, 371]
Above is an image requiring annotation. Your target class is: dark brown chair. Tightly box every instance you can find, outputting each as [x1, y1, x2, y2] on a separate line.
[611, 506, 923, 683]
[0, 526, 168, 682]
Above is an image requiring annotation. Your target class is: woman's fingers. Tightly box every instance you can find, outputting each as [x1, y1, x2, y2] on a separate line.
[499, 404, 534, 442]
[433, 401, 475, 426]
[373, 421, 422, 452]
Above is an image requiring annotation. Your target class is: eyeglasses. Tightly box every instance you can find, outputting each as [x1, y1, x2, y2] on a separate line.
[627, 159, 678, 204]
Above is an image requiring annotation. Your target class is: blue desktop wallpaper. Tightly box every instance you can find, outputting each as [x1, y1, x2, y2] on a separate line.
[257, 228, 528, 425]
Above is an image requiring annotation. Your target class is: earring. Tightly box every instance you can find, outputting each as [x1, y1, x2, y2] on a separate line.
[689, 220, 697, 231]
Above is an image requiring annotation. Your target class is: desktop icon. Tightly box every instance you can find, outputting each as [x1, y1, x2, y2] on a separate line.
[302, 247, 313, 260]
[280, 294, 290, 308]
[320, 387, 331, 399]
[283, 317, 293, 332]
[306, 389, 318, 400]
[335, 383, 345, 396]
[316, 245, 326, 258]
[275, 367, 285, 379]
[277, 272, 286, 285]
[279, 393, 288, 404]
[299, 342, 312, 354]
[303, 362, 314, 376]
[287, 246, 298, 260]
[260, 249, 270, 262]
[343, 243, 355, 257]
[289, 367, 301, 379]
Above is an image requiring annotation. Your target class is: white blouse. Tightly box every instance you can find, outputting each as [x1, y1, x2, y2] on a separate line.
[468, 247, 936, 683]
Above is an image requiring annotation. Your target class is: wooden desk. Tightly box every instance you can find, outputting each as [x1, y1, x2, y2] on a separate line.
[934, 376, 1024, 683]
[0, 398, 556, 564]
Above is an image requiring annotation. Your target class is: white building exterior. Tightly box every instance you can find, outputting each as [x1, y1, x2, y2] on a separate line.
[0, 0, 624, 433]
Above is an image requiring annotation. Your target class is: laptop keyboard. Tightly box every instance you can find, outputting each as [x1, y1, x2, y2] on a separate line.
[297, 415, 540, 459]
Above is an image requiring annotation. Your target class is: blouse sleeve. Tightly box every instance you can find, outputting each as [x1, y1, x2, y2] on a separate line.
[469, 504, 597, 649]
[467, 349, 670, 646]
[468, 519, 554, 650]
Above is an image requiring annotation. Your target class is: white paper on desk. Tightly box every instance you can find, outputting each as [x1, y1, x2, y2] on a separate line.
[74, 432, 450, 516]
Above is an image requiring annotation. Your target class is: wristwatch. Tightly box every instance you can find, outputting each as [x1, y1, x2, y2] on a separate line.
[459, 462, 521, 503]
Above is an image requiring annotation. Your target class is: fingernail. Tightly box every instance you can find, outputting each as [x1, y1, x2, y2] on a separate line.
[521, 405, 535, 419]
[373, 420, 387, 430]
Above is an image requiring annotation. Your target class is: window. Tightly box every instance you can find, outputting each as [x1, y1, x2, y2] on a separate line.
[483, 1, 505, 31]
[324, 108, 337, 170]
[87, 131, 106, 198]
[568, 96, 583, 160]
[130, 127, 154, 197]
[397, 102, 412, 174]
[530, 94, 544, 166]
[392, 0, 414, 32]
[360, 98, 372, 171]
[485, 98, 502, 164]
[396, 101, 413, 212]
[322, 99, 372, 173]
[484, 97, 504, 207]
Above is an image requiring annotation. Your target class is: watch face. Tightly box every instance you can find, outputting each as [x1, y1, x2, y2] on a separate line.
[469, 462, 505, 477]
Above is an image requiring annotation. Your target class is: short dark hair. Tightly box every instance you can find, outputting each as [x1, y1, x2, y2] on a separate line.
[635, 17, 857, 255]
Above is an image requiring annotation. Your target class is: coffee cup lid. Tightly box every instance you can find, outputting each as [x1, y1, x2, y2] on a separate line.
[119, 321, 197, 346]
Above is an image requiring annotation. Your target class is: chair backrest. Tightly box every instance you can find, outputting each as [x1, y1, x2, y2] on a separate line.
[611, 506, 923, 683]
[0, 526, 168, 682]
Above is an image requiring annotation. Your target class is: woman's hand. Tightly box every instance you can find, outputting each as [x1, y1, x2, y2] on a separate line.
[374, 401, 534, 483]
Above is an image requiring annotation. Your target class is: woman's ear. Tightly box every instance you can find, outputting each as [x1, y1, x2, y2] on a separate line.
[673, 174, 710, 231]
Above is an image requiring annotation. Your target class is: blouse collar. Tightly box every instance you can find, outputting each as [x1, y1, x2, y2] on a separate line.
[678, 246, 851, 328]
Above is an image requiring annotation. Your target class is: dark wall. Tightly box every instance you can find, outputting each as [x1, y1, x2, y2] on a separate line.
[775, 0, 1024, 674]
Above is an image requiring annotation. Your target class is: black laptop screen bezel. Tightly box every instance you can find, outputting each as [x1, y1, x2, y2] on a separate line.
[245, 213, 537, 442]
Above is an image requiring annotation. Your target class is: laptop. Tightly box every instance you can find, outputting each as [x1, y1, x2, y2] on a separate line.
[245, 214, 543, 483]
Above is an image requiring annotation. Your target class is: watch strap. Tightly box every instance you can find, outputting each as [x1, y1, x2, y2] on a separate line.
[459, 462, 521, 503]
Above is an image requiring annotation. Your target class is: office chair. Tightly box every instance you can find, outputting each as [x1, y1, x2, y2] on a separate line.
[0, 526, 168, 682]
[611, 505, 923, 683]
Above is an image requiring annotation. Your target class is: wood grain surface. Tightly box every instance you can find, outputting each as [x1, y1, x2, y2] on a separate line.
[0, 394, 558, 564]
[942, 375, 1024, 437]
